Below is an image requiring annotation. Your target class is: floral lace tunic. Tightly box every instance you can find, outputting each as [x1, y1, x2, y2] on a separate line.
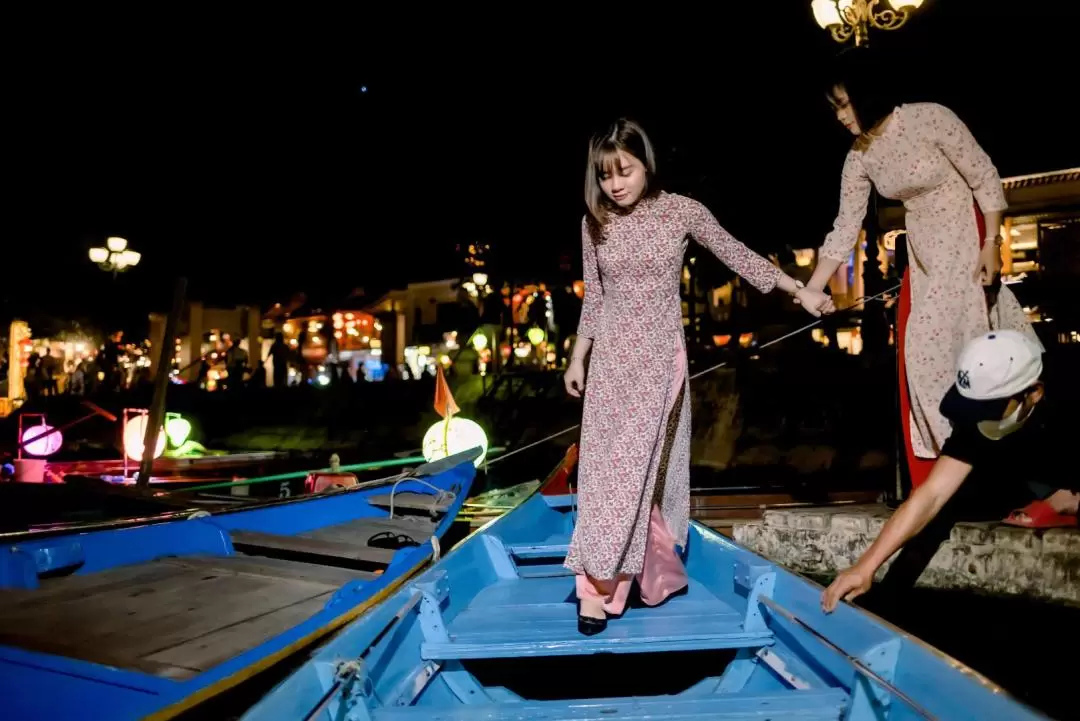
[819, 102, 1040, 458]
[565, 191, 779, 580]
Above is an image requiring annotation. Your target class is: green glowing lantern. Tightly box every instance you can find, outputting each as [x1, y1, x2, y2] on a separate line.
[526, 326, 546, 345]
[164, 413, 193, 448]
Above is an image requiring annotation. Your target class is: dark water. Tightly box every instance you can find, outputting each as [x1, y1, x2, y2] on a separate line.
[808, 574, 1077, 721]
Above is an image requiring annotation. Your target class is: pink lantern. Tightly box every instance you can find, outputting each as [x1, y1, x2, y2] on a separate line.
[21, 424, 63, 457]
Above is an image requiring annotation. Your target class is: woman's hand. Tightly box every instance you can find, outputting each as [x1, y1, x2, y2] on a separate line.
[564, 359, 586, 398]
[975, 240, 1002, 286]
[795, 287, 836, 317]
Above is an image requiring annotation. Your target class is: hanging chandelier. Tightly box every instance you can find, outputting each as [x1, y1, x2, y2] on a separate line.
[811, 0, 924, 47]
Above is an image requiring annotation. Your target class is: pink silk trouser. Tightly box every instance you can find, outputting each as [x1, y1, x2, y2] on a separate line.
[575, 504, 689, 615]
[575, 345, 689, 615]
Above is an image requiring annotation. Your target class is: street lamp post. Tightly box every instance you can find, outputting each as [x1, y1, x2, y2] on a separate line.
[812, 0, 923, 47]
[89, 236, 141, 278]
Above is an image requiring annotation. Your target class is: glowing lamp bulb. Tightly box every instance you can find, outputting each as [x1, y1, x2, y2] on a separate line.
[22, 424, 63, 457]
[123, 414, 166, 462]
[526, 327, 546, 345]
[422, 416, 488, 468]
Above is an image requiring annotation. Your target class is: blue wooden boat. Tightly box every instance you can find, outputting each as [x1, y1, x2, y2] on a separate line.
[240, 445, 1048, 721]
[0, 447, 480, 721]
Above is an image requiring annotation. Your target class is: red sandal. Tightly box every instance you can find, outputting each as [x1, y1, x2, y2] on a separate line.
[1002, 500, 1078, 529]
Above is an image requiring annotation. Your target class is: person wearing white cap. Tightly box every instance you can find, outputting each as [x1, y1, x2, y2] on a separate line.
[821, 330, 1078, 613]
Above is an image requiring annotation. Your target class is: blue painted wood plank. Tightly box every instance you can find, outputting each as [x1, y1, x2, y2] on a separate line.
[507, 543, 569, 559]
[372, 689, 848, 720]
[423, 615, 772, 659]
[461, 576, 739, 618]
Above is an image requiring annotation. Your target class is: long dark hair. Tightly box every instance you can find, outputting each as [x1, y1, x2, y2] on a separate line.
[583, 117, 660, 244]
[823, 47, 905, 137]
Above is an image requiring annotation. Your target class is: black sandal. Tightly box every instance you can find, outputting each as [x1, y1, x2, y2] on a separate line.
[368, 531, 421, 550]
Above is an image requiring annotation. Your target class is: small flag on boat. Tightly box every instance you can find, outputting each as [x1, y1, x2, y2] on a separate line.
[434, 365, 459, 419]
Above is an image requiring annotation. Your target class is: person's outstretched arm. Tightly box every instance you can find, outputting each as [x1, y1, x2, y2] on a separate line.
[821, 455, 973, 612]
[807, 150, 871, 294]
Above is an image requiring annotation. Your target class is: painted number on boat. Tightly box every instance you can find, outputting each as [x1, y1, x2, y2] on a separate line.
[279, 482, 291, 498]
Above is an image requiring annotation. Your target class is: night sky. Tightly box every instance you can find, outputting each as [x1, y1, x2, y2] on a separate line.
[7, 3, 1078, 335]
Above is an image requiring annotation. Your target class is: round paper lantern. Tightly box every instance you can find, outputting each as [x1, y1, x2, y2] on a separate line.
[164, 414, 192, 447]
[422, 416, 488, 468]
[123, 414, 166, 462]
[22, 424, 63, 457]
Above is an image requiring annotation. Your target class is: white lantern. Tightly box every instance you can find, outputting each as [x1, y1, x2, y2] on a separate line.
[123, 414, 166, 462]
[22, 424, 63, 457]
[422, 417, 488, 468]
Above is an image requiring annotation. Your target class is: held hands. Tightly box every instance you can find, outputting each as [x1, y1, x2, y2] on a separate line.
[975, 240, 1002, 286]
[794, 286, 836, 318]
[564, 358, 586, 398]
[821, 564, 873, 613]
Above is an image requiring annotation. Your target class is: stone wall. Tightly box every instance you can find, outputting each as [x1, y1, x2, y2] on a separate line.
[733, 504, 1080, 606]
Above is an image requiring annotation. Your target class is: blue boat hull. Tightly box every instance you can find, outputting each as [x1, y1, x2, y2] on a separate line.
[239, 451, 1048, 721]
[0, 451, 478, 720]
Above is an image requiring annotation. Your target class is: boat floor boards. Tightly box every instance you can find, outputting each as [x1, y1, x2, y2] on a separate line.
[0, 554, 376, 681]
[367, 491, 455, 514]
[373, 689, 849, 721]
[231, 516, 438, 568]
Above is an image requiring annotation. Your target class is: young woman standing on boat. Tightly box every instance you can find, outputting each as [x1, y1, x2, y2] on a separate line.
[563, 118, 831, 635]
[804, 49, 1041, 492]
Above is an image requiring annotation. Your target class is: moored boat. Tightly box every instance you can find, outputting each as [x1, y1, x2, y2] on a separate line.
[0, 447, 480, 721]
[240, 445, 1048, 721]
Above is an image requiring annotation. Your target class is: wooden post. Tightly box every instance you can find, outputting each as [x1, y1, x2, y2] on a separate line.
[137, 277, 187, 488]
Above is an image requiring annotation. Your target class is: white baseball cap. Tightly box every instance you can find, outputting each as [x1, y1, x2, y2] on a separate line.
[941, 330, 1044, 421]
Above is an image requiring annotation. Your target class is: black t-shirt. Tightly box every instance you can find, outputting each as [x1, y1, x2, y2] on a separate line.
[939, 399, 1076, 510]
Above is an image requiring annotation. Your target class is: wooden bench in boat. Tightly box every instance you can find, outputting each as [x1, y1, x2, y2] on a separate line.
[372, 689, 848, 721]
[231, 515, 438, 569]
[0, 555, 376, 680]
[231, 531, 397, 566]
[367, 491, 456, 514]
[418, 573, 774, 661]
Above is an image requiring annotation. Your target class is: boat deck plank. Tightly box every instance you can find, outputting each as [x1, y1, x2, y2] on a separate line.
[424, 574, 765, 660]
[301, 516, 436, 547]
[374, 689, 848, 720]
[230, 530, 397, 566]
[0, 554, 368, 678]
[367, 491, 454, 514]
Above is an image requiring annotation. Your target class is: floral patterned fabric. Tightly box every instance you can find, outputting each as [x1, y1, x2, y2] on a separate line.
[819, 102, 1040, 458]
[565, 191, 780, 579]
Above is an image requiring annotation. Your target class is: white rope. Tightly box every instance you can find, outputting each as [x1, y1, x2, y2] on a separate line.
[430, 535, 441, 562]
[387, 477, 455, 519]
[485, 284, 901, 469]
